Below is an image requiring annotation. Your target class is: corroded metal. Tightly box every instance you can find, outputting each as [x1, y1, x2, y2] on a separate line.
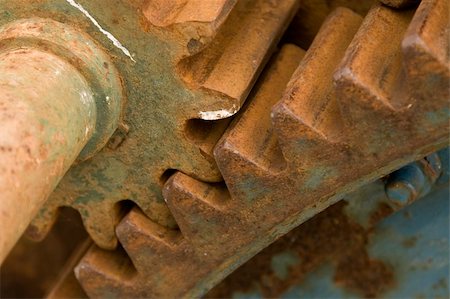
[0, 18, 123, 161]
[0, 48, 96, 263]
[1, 0, 299, 250]
[1, 0, 448, 297]
[74, 1, 449, 297]
[208, 170, 449, 298]
[0, 18, 123, 262]
[385, 151, 442, 206]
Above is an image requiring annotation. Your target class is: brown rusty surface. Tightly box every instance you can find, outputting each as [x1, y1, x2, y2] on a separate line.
[0, 47, 97, 262]
[207, 201, 395, 298]
[140, 0, 236, 28]
[0, 0, 300, 251]
[75, 2, 449, 297]
[1, 0, 447, 297]
[369, 202, 395, 226]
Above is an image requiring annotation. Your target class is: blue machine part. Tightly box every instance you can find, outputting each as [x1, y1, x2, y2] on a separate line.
[208, 148, 449, 299]
[281, 185, 449, 299]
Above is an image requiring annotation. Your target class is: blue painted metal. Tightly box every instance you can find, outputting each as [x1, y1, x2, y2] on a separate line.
[385, 151, 443, 206]
[219, 148, 449, 299]
[279, 185, 449, 299]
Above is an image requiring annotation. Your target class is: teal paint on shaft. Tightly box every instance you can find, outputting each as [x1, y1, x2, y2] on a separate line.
[0, 48, 97, 262]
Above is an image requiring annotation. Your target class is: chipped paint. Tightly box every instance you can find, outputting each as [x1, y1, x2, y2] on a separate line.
[199, 105, 238, 120]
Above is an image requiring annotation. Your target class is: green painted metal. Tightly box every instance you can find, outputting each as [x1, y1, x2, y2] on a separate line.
[0, 0, 225, 249]
[0, 0, 295, 250]
[0, 16, 123, 262]
[0, 18, 124, 160]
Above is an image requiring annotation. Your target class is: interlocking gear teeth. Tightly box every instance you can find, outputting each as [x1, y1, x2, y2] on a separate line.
[75, 2, 449, 297]
[20, 0, 298, 249]
[75, 9, 361, 297]
[216, 44, 306, 178]
[143, 0, 302, 121]
[78, 175, 237, 298]
[163, 174, 232, 252]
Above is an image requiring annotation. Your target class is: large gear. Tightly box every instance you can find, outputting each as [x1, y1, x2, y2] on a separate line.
[0, 0, 448, 297]
[75, 1, 448, 297]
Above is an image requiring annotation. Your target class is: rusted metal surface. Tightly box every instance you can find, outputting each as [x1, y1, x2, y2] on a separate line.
[0, 48, 96, 263]
[385, 151, 442, 206]
[207, 182, 397, 298]
[0, 18, 123, 262]
[74, 1, 449, 297]
[0, 0, 448, 297]
[0, 0, 299, 250]
[208, 171, 449, 298]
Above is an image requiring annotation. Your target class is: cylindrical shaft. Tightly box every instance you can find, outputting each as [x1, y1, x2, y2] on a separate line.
[0, 48, 97, 262]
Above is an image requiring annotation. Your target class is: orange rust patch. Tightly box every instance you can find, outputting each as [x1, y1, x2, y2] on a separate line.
[207, 201, 395, 298]
[401, 236, 418, 248]
[369, 202, 394, 227]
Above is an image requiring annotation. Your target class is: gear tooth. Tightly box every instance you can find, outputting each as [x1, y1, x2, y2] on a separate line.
[333, 3, 449, 153]
[141, 0, 237, 55]
[115, 207, 184, 273]
[42, 2, 449, 298]
[334, 5, 414, 119]
[213, 45, 305, 200]
[163, 172, 232, 252]
[79, 204, 119, 250]
[402, 0, 450, 102]
[272, 8, 362, 162]
[214, 138, 274, 200]
[179, 0, 300, 120]
[271, 104, 333, 164]
[75, 245, 137, 299]
[113, 207, 214, 298]
[334, 5, 420, 119]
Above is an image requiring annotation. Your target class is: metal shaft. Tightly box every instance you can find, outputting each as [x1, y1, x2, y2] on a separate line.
[0, 48, 97, 262]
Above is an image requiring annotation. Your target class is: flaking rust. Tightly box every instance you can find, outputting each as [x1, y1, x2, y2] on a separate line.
[75, 2, 449, 298]
[207, 200, 394, 298]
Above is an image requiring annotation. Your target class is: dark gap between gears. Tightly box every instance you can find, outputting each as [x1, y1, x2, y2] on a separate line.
[159, 169, 177, 185]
